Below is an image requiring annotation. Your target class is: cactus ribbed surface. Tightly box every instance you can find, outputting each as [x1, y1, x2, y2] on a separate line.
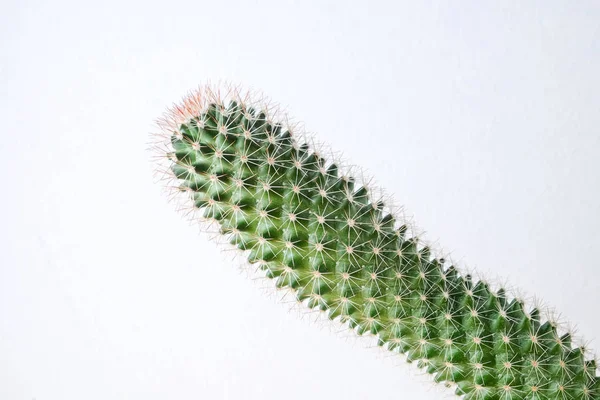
[154, 86, 598, 400]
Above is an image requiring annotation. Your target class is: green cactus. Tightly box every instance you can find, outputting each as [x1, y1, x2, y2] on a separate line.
[152, 85, 598, 399]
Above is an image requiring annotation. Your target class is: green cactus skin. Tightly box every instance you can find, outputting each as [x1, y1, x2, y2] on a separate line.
[153, 85, 598, 400]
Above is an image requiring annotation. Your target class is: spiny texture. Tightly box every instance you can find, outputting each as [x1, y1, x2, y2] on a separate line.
[154, 86, 598, 400]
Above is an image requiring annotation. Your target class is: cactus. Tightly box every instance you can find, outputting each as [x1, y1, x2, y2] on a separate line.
[152, 84, 598, 399]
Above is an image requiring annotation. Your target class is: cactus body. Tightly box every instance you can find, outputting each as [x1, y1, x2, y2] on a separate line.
[153, 85, 598, 399]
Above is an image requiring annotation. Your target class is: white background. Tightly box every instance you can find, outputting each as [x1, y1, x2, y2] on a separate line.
[2, 1, 599, 399]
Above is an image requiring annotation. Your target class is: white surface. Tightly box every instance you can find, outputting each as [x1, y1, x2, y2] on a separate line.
[1, 1, 599, 399]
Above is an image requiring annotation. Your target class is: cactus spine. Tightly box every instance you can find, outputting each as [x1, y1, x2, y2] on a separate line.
[153, 85, 598, 400]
